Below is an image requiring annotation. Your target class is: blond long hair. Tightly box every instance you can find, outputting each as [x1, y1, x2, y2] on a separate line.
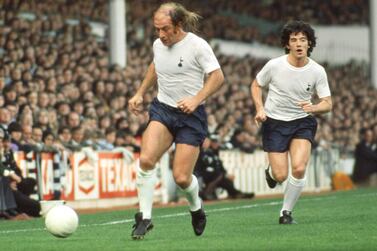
[155, 2, 201, 33]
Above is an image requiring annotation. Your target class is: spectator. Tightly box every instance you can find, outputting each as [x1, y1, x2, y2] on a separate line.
[98, 115, 111, 133]
[97, 127, 116, 150]
[4, 101, 18, 122]
[21, 124, 33, 144]
[31, 125, 44, 149]
[26, 91, 39, 113]
[41, 130, 59, 152]
[0, 174, 23, 220]
[72, 101, 85, 117]
[230, 129, 257, 153]
[352, 128, 377, 186]
[35, 109, 52, 132]
[0, 131, 19, 219]
[57, 126, 72, 146]
[38, 92, 50, 109]
[0, 128, 31, 220]
[7, 121, 23, 151]
[47, 108, 59, 133]
[114, 130, 126, 147]
[122, 129, 141, 153]
[0, 107, 11, 130]
[2, 130, 41, 217]
[3, 85, 17, 103]
[55, 101, 71, 119]
[67, 111, 81, 129]
[195, 134, 255, 200]
[69, 126, 84, 151]
[40, 130, 64, 200]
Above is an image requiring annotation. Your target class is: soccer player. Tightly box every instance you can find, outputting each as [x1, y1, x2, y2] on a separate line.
[128, 2, 224, 239]
[251, 21, 332, 224]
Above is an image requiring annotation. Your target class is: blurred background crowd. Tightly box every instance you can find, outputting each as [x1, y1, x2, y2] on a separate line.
[0, 0, 372, 155]
[0, 0, 376, 218]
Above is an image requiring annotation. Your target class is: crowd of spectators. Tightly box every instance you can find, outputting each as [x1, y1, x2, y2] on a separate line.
[0, 0, 375, 216]
[0, 11, 147, 155]
[4, 0, 368, 25]
[1, 0, 370, 46]
[0, 0, 373, 158]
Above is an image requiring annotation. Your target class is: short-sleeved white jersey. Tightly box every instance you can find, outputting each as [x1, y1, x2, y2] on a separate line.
[256, 55, 331, 121]
[153, 32, 220, 107]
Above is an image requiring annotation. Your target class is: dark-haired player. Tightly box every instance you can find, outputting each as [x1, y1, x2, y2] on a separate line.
[251, 20, 332, 224]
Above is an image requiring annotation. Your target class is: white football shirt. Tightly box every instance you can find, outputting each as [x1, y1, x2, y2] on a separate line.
[153, 32, 220, 107]
[256, 55, 331, 121]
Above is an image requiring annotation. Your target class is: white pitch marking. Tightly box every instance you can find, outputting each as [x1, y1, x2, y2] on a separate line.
[0, 193, 374, 235]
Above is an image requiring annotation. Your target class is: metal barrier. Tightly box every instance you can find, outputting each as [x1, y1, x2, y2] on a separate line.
[15, 147, 341, 208]
[219, 147, 340, 195]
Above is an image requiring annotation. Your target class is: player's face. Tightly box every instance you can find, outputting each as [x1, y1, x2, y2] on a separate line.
[287, 32, 309, 59]
[154, 13, 180, 47]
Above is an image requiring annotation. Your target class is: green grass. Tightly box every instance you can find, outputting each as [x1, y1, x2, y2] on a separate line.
[2, 188, 377, 251]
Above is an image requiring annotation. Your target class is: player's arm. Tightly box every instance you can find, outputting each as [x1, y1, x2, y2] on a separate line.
[251, 79, 267, 127]
[298, 96, 332, 114]
[194, 68, 224, 104]
[128, 63, 157, 115]
[177, 68, 224, 114]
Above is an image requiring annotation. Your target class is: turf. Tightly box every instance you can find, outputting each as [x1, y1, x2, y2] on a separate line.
[1, 188, 376, 251]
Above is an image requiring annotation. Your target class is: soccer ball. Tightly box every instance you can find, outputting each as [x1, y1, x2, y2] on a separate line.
[45, 205, 79, 238]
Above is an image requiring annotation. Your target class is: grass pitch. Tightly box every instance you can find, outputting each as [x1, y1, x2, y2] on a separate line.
[1, 188, 376, 251]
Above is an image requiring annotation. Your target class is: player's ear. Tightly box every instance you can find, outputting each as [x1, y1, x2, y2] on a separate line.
[177, 22, 184, 31]
[173, 24, 180, 34]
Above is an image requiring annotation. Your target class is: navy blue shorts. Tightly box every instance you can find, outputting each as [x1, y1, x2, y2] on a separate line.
[261, 116, 317, 152]
[148, 98, 208, 146]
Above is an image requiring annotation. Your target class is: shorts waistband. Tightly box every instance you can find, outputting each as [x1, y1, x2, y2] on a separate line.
[267, 115, 314, 123]
[155, 98, 204, 113]
[155, 98, 182, 112]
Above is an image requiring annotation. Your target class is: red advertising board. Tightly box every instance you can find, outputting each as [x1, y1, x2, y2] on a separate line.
[15, 149, 164, 201]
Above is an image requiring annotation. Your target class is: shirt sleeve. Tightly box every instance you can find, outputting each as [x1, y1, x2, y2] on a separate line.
[315, 67, 331, 98]
[195, 39, 221, 74]
[256, 60, 272, 87]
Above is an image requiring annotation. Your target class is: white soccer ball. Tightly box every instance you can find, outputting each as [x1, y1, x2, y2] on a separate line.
[45, 205, 79, 238]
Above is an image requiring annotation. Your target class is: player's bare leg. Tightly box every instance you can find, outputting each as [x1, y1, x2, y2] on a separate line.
[132, 121, 173, 240]
[279, 139, 311, 224]
[266, 152, 289, 188]
[173, 144, 206, 236]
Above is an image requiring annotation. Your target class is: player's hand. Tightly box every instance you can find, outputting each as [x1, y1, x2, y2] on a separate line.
[10, 181, 18, 190]
[297, 101, 315, 113]
[128, 94, 144, 115]
[254, 109, 267, 127]
[9, 173, 22, 183]
[177, 97, 200, 114]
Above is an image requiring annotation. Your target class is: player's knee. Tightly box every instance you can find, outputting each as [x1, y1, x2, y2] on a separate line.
[174, 173, 191, 188]
[292, 165, 306, 179]
[273, 172, 288, 183]
[139, 155, 156, 170]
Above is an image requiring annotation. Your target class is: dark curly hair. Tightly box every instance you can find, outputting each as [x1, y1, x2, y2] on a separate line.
[281, 20, 316, 57]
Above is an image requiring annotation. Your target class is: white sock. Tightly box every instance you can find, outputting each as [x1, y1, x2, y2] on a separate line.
[179, 175, 202, 212]
[136, 160, 156, 220]
[280, 175, 306, 216]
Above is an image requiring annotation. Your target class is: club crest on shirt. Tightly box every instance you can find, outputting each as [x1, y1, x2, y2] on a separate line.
[306, 84, 311, 91]
[178, 57, 183, 67]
